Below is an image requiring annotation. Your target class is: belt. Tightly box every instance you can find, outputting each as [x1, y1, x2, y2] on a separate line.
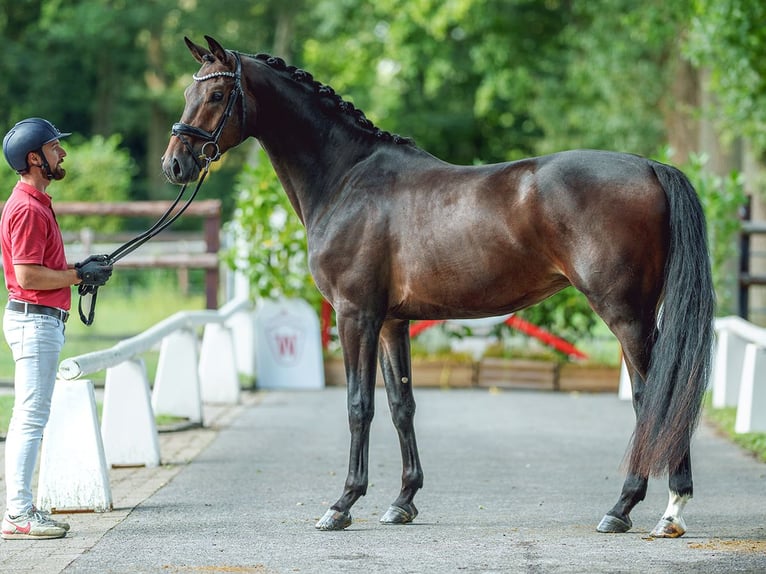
[6, 300, 69, 323]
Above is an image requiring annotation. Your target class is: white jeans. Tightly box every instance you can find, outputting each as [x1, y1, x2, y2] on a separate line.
[3, 310, 65, 515]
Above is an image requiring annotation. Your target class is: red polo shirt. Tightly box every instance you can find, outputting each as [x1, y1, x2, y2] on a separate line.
[1, 181, 71, 310]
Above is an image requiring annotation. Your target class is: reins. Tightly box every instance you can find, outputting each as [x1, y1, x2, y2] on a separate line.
[79, 51, 246, 325]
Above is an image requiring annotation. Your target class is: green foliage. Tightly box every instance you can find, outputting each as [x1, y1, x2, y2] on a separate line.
[55, 135, 135, 232]
[686, 0, 766, 154]
[223, 145, 322, 309]
[655, 148, 747, 312]
[515, 289, 599, 357]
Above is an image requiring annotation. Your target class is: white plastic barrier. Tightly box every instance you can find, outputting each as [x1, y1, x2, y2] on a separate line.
[735, 344, 766, 433]
[101, 357, 160, 467]
[618, 359, 632, 401]
[37, 380, 112, 512]
[152, 329, 204, 424]
[713, 316, 766, 433]
[199, 322, 241, 403]
[39, 297, 253, 511]
[254, 298, 324, 389]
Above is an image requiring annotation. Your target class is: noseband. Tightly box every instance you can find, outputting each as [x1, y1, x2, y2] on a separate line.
[171, 51, 246, 169]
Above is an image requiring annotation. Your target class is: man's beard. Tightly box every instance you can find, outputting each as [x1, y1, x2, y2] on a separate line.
[50, 164, 66, 180]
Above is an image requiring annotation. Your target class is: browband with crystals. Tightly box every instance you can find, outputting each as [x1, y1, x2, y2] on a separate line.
[192, 70, 238, 81]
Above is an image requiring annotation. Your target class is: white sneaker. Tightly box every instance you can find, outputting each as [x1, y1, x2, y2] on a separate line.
[31, 506, 70, 532]
[1, 508, 67, 540]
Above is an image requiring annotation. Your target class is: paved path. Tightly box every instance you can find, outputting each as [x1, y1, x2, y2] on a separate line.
[2, 388, 765, 573]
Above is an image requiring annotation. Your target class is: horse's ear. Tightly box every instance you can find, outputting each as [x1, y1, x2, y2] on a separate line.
[184, 36, 210, 64]
[204, 35, 230, 66]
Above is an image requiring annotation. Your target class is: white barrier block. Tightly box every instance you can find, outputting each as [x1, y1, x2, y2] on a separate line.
[618, 359, 633, 401]
[37, 379, 113, 512]
[101, 358, 160, 467]
[712, 330, 747, 408]
[735, 344, 766, 433]
[152, 329, 203, 424]
[226, 309, 257, 382]
[254, 298, 324, 390]
[199, 323, 241, 404]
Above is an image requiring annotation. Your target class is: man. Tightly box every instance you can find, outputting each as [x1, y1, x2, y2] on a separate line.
[1, 118, 113, 540]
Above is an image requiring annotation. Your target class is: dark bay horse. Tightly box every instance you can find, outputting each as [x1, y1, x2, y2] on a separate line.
[162, 36, 715, 537]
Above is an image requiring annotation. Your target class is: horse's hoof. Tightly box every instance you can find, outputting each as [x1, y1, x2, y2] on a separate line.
[650, 517, 686, 538]
[315, 508, 352, 531]
[596, 513, 632, 533]
[380, 503, 418, 525]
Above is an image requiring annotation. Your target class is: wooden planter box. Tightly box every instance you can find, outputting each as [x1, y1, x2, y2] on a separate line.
[558, 363, 620, 393]
[323, 357, 475, 388]
[477, 357, 558, 391]
[324, 356, 619, 393]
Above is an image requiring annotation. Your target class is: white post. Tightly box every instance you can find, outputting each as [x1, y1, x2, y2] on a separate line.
[712, 329, 748, 408]
[152, 329, 203, 424]
[618, 359, 633, 401]
[735, 344, 766, 433]
[101, 358, 161, 467]
[199, 322, 241, 404]
[37, 379, 113, 512]
[226, 308, 257, 384]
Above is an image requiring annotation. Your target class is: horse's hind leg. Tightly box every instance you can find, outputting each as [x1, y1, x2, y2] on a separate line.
[651, 439, 692, 538]
[597, 361, 649, 533]
[596, 315, 694, 537]
[592, 304, 656, 533]
[377, 319, 423, 524]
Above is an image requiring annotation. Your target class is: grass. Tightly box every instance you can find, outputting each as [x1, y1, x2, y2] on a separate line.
[703, 393, 766, 463]
[0, 394, 10, 434]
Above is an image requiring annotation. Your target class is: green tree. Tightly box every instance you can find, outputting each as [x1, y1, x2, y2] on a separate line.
[685, 0, 766, 154]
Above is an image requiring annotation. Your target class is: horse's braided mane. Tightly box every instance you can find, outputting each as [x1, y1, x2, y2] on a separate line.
[240, 52, 413, 146]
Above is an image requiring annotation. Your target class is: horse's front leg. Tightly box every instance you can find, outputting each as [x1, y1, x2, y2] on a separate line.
[378, 319, 422, 525]
[315, 311, 381, 531]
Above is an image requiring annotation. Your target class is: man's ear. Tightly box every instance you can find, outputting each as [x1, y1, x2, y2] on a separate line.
[26, 151, 41, 167]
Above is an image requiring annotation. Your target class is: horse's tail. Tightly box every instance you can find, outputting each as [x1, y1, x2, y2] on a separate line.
[631, 160, 716, 477]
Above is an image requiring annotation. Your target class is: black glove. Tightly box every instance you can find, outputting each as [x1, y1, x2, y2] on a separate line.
[75, 254, 113, 286]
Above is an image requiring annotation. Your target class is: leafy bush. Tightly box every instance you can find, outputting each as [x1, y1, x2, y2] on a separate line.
[223, 145, 323, 309]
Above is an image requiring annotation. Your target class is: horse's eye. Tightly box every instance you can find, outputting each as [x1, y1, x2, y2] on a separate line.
[210, 92, 224, 103]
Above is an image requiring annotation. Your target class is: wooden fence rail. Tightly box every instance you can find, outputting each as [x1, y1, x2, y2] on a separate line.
[0, 200, 222, 308]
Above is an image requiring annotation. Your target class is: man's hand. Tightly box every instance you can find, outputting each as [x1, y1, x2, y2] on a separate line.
[75, 254, 113, 286]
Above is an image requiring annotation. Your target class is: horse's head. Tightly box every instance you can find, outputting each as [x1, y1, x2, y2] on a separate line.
[162, 36, 248, 184]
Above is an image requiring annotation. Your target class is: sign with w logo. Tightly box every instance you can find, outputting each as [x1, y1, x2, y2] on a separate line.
[255, 298, 325, 389]
[266, 321, 305, 366]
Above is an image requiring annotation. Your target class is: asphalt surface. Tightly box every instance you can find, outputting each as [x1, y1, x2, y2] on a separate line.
[2, 387, 765, 573]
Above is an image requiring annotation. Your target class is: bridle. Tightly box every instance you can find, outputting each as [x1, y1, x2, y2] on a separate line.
[110, 50, 247, 265]
[78, 51, 247, 326]
[171, 50, 247, 169]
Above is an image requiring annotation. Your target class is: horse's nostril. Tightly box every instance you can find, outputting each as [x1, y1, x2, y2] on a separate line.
[172, 158, 182, 178]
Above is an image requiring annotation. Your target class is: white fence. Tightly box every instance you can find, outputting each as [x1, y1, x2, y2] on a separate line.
[37, 297, 255, 513]
[711, 316, 766, 434]
[614, 315, 766, 435]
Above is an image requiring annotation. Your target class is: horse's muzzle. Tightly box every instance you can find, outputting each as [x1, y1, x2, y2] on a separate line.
[161, 151, 200, 185]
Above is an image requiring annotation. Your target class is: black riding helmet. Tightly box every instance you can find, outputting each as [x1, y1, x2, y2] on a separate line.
[2, 118, 71, 174]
